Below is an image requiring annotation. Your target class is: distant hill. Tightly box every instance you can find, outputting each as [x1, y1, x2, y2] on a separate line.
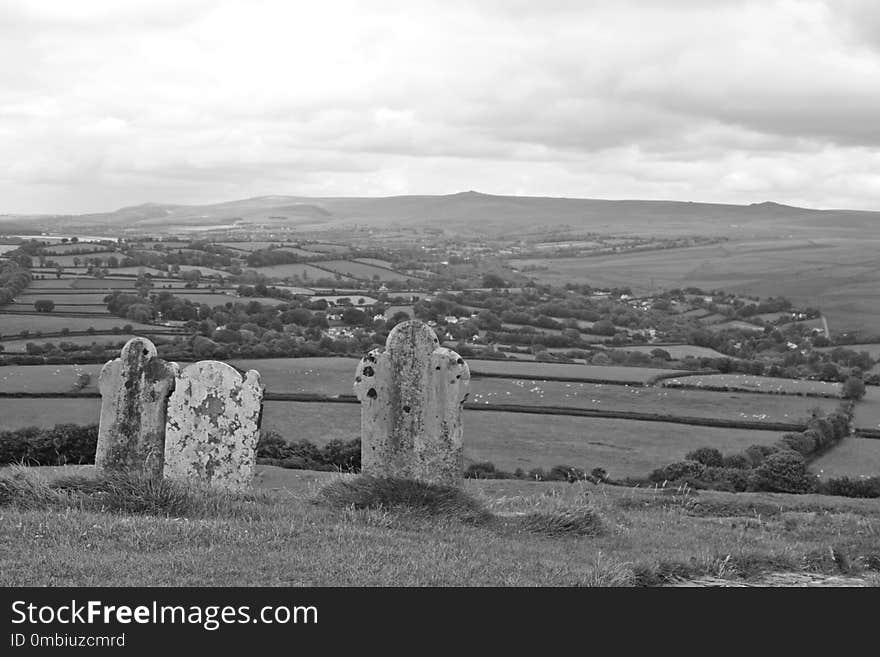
[3, 191, 879, 237]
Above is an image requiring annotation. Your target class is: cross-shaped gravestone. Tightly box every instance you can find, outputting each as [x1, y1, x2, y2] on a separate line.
[354, 320, 470, 486]
[95, 337, 178, 478]
[163, 361, 264, 491]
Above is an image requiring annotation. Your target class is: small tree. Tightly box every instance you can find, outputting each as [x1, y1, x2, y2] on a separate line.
[842, 376, 866, 401]
[34, 299, 55, 313]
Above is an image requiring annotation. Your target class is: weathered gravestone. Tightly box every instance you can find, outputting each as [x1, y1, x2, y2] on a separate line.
[354, 320, 470, 486]
[163, 361, 264, 490]
[95, 337, 178, 478]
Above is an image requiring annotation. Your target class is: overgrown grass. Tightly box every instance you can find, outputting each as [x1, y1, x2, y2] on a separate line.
[315, 475, 492, 524]
[0, 466, 271, 519]
[3, 466, 880, 586]
[314, 474, 606, 537]
[515, 508, 604, 537]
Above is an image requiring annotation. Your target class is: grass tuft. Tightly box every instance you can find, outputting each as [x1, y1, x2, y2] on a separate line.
[315, 475, 492, 523]
[0, 467, 60, 510]
[0, 468, 270, 519]
[516, 508, 604, 537]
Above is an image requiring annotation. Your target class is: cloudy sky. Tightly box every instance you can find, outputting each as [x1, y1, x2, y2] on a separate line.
[2, 0, 880, 214]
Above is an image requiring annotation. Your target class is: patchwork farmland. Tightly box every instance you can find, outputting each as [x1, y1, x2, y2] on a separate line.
[0, 354, 867, 479]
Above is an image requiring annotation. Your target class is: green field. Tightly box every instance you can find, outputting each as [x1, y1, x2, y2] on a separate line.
[215, 241, 292, 252]
[0, 364, 102, 394]
[354, 258, 395, 268]
[0, 359, 835, 427]
[305, 243, 350, 254]
[662, 374, 842, 397]
[707, 320, 765, 333]
[0, 391, 833, 478]
[231, 357, 688, 389]
[468, 359, 685, 383]
[608, 344, 728, 359]
[852, 387, 880, 430]
[811, 438, 880, 479]
[316, 259, 412, 282]
[276, 246, 323, 257]
[27, 277, 189, 290]
[0, 334, 143, 354]
[255, 402, 783, 478]
[0, 314, 156, 336]
[251, 263, 359, 282]
[15, 292, 113, 305]
[468, 378, 836, 424]
[40, 251, 116, 266]
[10, 302, 109, 313]
[510, 236, 880, 335]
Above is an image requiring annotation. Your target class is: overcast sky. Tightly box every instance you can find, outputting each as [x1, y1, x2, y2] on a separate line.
[2, 0, 880, 214]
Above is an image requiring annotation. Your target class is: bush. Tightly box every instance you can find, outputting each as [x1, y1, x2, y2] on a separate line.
[255, 431, 361, 472]
[698, 467, 751, 492]
[685, 447, 723, 467]
[744, 444, 778, 467]
[0, 424, 98, 466]
[842, 376, 866, 401]
[750, 450, 815, 494]
[777, 432, 816, 457]
[650, 460, 706, 483]
[818, 476, 880, 499]
[721, 453, 751, 470]
[464, 461, 509, 479]
[546, 464, 587, 482]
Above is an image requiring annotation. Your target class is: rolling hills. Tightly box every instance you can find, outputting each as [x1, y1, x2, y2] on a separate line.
[5, 192, 880, 238]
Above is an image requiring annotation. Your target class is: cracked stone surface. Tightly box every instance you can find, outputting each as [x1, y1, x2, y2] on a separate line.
[95, 337, 178, 478]
[163, 361, 264, 490]
[354, 320, 470, 486]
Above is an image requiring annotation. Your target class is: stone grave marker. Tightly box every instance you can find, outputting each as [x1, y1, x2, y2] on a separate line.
[163, 361, 264, 490]
[354, 320, 470, 485]
[95, 337, 178, 478]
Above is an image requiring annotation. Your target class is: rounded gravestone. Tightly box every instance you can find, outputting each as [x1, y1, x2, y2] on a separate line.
[95, 337, 178, 478]
[354, 320, 470, 486]
[163, 361, 264, 491]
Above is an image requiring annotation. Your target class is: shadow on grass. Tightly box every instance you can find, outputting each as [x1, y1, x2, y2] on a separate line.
[315, 474, 605, 538]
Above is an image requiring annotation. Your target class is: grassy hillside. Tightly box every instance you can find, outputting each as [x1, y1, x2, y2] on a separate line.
[11, 192, 880, 237]
[1, 465, 878, 586]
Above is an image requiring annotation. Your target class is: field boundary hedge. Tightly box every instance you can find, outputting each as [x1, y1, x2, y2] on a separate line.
[661, 381, 841, 399]
[647, 369, 720, 385]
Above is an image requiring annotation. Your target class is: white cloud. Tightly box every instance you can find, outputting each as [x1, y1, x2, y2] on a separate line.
[0, 0, 879, 213]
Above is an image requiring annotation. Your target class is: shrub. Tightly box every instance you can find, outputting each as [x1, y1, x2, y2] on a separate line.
[650, 460, 706, 483]
[750, 450, 815, 494]
[777, 432, 816, 457]
[546, 464, 587, 482]
[685, 447, 723, 467]
[0, 424, 98, 466]
[721, 453, 751, 470]
[255, 432, 290, 460]
[256, 431, 360, 472]
[818, 476, 880, 499]
[744, 444, 778, 467]
[698, 467, 750, 492]
[842, 376, 866, 401]
[464, 461, 506, 479]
